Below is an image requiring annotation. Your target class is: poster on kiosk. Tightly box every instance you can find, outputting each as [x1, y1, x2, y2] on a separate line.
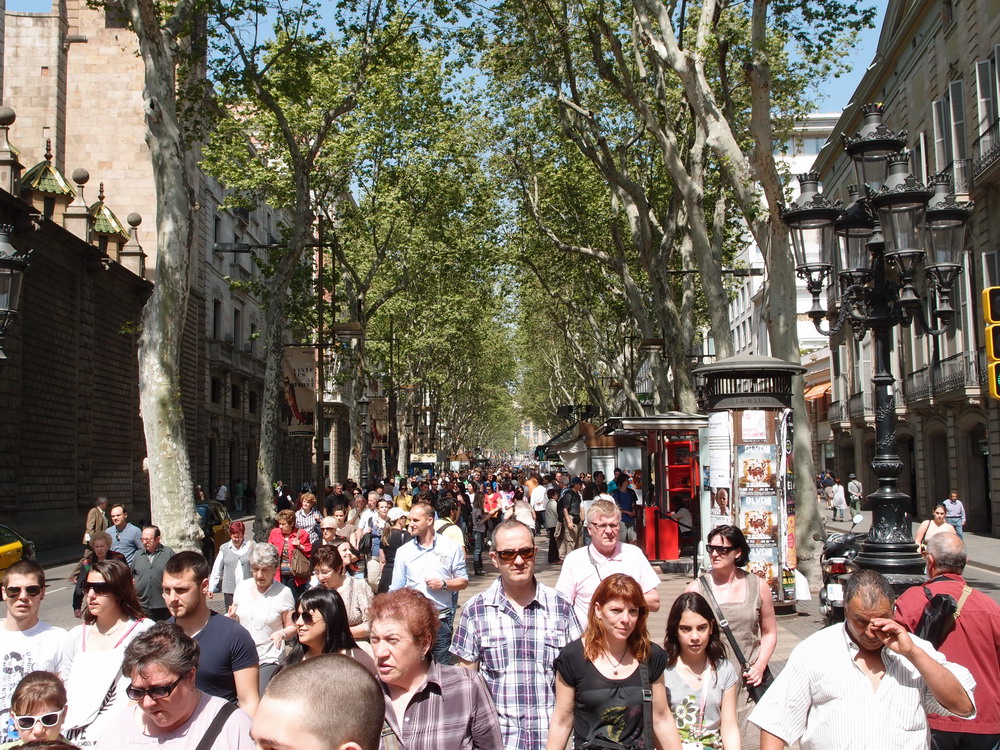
[701, 407, 797, 606]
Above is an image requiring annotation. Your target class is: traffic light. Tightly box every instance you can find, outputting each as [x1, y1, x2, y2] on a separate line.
[984, 287, 1000, 400]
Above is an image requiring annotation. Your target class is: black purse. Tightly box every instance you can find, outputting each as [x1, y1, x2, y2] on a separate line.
[699, 574, 775, 702]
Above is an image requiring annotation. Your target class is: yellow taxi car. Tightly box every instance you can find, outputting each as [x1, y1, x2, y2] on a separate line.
[195, 500, 233, 563]
[0, 524, 36, 573]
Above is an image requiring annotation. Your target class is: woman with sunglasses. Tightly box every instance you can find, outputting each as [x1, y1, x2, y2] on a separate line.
[62, 559, 153, 747]
[371, 588, 501, 749]
[284, 588, 375, 674]
[685, 525, 776, 750]
[663, 593, 740, 750]
[2, 671, 69, 747]
[70, 531, 126, 619]
[310, 546, 373, 641]
[547, 574, 681, 750]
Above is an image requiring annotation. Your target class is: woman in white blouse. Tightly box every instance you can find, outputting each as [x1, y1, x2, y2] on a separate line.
[228, 542, 296, 693]
[209, 520, 255, 607]
[62, 559, 154, 747]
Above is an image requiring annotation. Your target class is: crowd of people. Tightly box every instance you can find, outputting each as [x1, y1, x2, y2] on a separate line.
[0, 466, 997, 750]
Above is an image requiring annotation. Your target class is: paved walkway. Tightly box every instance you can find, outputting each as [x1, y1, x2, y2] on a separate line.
[825, 509, 1000, 574]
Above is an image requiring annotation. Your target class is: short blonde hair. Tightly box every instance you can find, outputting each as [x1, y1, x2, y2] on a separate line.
[587, 499, 621, 523]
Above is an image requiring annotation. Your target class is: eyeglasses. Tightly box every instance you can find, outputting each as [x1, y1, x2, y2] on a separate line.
[4, 585, 43, 598]
[125, 675, 185, 701]
[14, 707, 65, 731]
[321, 526, 337, 531]
[706, 544, 737, 555]
[82, 581, 113, 595]
[588, 522, 620, 532]
[292, 610, 317, 626]
[494, 546, 536, 562]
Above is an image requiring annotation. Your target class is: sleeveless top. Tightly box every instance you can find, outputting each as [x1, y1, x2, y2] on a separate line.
[697, 573, 762, 670]
[218, 541, 254, 594]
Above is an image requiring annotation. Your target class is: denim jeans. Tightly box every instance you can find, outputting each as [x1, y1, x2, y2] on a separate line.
[473, 530, 484, 569]
[947, 519, 965, 538]
[432, 611, 454, 665]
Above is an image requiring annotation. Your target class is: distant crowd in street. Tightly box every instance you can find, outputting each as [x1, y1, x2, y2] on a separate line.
[0, 463, 996, 750]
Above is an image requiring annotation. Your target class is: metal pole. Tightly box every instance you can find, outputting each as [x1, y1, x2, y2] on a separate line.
[855, 245, 924, 577]
[315, 217, 325, 490]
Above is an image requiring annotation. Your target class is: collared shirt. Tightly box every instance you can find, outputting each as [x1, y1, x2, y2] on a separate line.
[895, 573, 1000, 734]
[750, 623, 976, 750]
[942, 498, 966, 523]
[555, 542, 661, 626]
[450, 578, 581, 750]
[132, 543, 175, 610]
[109, 523, 144, 566]
[389, 533, 468, 613]
[380, 660, 502, 750]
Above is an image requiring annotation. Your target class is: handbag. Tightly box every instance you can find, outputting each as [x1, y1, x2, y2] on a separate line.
[698, 575, 774, 703]
[288, 537, 310, 578]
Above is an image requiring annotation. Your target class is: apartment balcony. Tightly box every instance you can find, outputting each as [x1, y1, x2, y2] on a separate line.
[943, 159, 972, 196]
[848, 391, 874, 419]
[903, 349, 985, 406]
[828, 399, 850, 430]
[973, 118, 1000, 185]
[209, 336, 265, 380]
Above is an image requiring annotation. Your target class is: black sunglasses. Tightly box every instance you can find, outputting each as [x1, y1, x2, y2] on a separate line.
[494, 546, 536, 563]
[82, 581, 113, 595]
[292, 610, 316, 626]
[706, 544, 737, 555]
[4, 585, 43, 598]
[125, 675, 185, 701]
[14, 708, 64, 731]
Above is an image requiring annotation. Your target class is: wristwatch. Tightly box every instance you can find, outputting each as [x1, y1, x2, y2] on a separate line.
[440, 580, 448, 591]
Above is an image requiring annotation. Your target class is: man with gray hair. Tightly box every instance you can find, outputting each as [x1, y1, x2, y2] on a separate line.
[133, 525, 174, 621]
[251, 654, 384, 750]
[99, 622, 253, 747]
[895, 534, 1000, 749]
[751, 569, 976, 750]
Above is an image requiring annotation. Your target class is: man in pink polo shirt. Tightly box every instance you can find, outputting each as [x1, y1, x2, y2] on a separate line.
[555, 498, 661, 625]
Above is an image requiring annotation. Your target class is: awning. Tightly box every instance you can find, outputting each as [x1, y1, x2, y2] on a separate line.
[804, 384, 831, 400]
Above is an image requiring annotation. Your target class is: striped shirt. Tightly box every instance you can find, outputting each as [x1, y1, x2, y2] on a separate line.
[379, 661, 502, 750]
[451, 578, 582, 750]
[750, 623, 976, 750]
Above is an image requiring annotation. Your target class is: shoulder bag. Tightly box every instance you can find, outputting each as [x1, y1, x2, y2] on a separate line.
[582, 657, 655, 750]
[699, 574, 774, 703]
[288, 536, 310, 578]
[195, 701, 238, 750]
[915, 575, 973, 648]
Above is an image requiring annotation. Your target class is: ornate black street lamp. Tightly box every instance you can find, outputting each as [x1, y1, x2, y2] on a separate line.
[0, 224, 31, 371]
[782, 103, 973, 579]
[358, 394, 372, 487]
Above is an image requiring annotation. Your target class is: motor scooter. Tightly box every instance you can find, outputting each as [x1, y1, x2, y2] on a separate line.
[815, 513, 865, 625]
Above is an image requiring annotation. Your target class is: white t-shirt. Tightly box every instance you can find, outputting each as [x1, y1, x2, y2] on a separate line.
[0, 620, 67, 733]
[232, 578, 295, 666]
[98, 691, 254, 749]
[530, 484, 548, 512]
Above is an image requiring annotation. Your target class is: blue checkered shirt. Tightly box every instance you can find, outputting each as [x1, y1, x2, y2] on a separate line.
[451, 578, 582, 750]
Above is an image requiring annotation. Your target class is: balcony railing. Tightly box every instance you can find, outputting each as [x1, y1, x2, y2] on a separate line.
[943, 159, 973, 195]
[848, 391, 874, 419]
[828, 400, 848, 423]
[973, 117, 1000, 179]
[903, 349, 985, 402]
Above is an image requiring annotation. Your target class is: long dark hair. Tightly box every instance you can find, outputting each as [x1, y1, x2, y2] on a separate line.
[663, 592, 728, 668]
[84, 559, 145, 625]
[286, 587, 357, 665]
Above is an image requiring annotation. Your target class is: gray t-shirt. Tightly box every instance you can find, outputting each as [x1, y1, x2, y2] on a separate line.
[663, 659, 739, 746]
[98, 692, 253, 749]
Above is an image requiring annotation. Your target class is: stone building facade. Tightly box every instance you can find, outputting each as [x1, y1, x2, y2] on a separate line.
[2, 0, 311, 548]
[811, 0, 1000, 535]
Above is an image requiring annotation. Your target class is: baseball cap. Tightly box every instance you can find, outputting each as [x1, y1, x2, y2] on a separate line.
[387, 507, 406, 522]
[571, 476, 583, 485]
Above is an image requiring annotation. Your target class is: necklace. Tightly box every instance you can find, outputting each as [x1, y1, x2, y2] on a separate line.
[606, 644, 629, 676]
[95, 618, 126, 637]
[680, 660, 706, 683]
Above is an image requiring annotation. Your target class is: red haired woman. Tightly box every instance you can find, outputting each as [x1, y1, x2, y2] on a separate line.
[547, 573, 681, 750]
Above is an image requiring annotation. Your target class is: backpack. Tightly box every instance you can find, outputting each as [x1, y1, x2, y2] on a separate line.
[914, 577, 973, 648]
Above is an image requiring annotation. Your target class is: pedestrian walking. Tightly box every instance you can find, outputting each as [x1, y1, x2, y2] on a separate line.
[895, 534, 1000, 749]
[831, 476, 847, 522]
[914, 503, 958, 555]
[131, 526, 174, 621]
[847, 474, 863, 513]
[942, 491, 967, 538]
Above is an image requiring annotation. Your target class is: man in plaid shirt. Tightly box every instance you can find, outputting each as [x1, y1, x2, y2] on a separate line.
[451, 519, 581, 750]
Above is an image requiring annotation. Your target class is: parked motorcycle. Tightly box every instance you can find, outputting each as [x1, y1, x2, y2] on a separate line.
[815, 513, 865, 625]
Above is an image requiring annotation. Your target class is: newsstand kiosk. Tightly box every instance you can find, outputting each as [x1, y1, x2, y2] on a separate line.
[693, 355, 806, 613]
[595, 412, 708, 564]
